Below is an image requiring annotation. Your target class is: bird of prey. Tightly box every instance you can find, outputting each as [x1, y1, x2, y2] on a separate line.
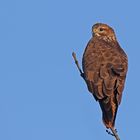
[72, 23, 128, 139]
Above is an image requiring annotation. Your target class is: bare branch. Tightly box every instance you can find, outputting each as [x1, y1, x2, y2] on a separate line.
[72, 52, 85, 79]
[72, 52, 83, 74]
[110, 127, 120, 140]
[106, 128, 120, 140]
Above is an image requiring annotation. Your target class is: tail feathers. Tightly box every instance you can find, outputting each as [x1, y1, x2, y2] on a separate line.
[99, 96, 118, 128]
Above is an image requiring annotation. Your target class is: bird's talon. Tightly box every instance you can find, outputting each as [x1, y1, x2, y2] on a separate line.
[106, 129, 114, 136]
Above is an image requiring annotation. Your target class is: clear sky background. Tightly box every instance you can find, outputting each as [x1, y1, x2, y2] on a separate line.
[0, 0, 139, 140]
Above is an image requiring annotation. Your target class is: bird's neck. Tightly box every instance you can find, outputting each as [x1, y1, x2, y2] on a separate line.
[94, 35, 117, 43]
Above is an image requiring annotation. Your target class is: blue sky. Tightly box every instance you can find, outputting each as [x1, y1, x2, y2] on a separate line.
[0, 0, 140, 140]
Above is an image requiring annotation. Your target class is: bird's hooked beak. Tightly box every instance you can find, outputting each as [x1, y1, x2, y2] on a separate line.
[92, 28, 100, 37]
[93, 28, 97, 33]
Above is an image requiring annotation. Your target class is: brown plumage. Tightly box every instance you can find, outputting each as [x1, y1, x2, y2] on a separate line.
[82, 23, 128, 129]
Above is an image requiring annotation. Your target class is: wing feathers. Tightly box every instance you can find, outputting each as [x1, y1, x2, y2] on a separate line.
[82, 37, 128, 128]
[99, 95, 118, 128]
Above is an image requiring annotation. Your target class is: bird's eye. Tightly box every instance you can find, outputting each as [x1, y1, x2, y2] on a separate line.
[99, 28, 104, 32]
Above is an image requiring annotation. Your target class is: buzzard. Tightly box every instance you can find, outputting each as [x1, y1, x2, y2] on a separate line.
[72, 23, 128, 139]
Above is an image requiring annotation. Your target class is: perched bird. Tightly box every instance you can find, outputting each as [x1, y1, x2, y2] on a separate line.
[82, 23, 128, 130]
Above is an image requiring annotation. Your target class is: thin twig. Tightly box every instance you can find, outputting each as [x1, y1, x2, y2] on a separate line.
[110, 127, 120, 140]
[72, 52, 85, 79]
[107, 128, 120, 140]
[72, 52, 83, 75]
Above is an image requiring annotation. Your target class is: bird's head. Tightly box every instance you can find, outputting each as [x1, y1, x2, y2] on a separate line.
[92, 23, 116, 41]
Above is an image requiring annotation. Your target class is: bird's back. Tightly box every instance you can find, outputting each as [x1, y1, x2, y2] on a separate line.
[82, 36, 128, 128]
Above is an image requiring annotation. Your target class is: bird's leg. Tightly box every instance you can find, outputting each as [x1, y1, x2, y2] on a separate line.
[72, 52, 85, 80]
[106, 128, 120, 140]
